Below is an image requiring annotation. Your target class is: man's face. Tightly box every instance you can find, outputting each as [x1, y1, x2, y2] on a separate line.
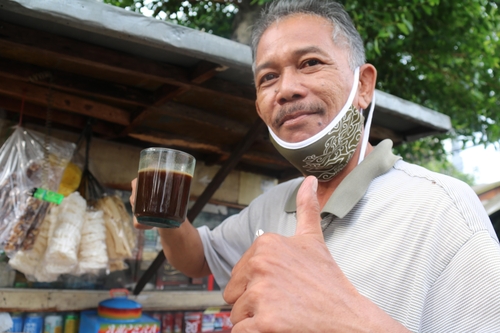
[254, 14, 355, 143]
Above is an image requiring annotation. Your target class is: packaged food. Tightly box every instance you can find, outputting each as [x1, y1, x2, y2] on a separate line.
[0, 127, 75, 256]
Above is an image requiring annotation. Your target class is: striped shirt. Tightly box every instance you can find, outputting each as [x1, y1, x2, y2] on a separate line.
[198, 139, 500, 332]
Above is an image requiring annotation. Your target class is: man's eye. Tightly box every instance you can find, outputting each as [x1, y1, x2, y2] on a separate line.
[303, 59, 321, 67]
[261, 73, 277, 83]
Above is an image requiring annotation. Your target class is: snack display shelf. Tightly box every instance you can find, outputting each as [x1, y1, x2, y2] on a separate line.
[0, 288, 229, 312]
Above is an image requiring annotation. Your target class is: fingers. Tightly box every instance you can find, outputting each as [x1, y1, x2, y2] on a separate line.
[133, 216, 153, 230]
[231, 318, 259, 333]
[224, 244, 256, 305]
[130, 178, 153, 230]
[228, 281, 256, 325]
[295, 176, 322, 237]
[129, 178, 137, 208]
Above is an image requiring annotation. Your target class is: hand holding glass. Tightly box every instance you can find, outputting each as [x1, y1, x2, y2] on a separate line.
[134, 148, 196, 228]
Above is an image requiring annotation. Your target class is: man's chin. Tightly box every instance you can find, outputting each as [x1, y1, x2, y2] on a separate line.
[276, 132, 317, 144]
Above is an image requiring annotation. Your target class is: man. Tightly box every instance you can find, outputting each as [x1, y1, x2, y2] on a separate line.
[131, 0, 500, 331]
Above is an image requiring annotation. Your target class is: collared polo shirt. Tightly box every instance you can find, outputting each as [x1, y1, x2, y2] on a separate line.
[198, 139, 500, 332]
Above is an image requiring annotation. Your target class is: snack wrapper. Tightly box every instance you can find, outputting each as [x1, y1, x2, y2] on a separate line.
[0, 126, 75, 256]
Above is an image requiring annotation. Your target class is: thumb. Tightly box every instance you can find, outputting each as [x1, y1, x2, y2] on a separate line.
[295, 176, 323, 237]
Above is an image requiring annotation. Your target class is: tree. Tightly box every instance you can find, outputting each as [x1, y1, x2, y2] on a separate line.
[103, 0, 241, 38]
[103, 0, 499, 182]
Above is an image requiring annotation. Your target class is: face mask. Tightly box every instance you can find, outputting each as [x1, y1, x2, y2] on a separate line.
[268, 67, 375, 182]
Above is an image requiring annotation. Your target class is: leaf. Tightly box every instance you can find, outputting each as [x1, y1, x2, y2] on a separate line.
[403, 18, 414, 33]
[374, 38, 381, 55]
[422, 4, 433, 15]
[397, 22, 410, 35]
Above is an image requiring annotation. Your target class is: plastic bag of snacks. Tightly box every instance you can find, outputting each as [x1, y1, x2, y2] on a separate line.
[0, 126, 75, 256]
[74, 208, 108, 276]
[10, 192, 110, 281]
[96, 195, 137, 272]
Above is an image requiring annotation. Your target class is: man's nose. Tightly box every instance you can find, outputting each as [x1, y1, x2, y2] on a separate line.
[276, 70, 307, 105]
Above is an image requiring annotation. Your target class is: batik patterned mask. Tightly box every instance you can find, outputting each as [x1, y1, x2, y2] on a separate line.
[270, 105, 363, 181]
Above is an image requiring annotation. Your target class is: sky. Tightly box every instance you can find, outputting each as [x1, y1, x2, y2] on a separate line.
[455, 143, 500, 185]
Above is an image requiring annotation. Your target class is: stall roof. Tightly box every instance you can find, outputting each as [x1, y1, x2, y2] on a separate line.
[474, 181, 500, 216]
[0, 0, 452, 180]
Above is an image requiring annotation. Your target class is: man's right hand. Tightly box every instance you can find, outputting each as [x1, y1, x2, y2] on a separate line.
[129, 178, 154, 230]
[130, 177, 210, 278]
[224, 176, 410, 333]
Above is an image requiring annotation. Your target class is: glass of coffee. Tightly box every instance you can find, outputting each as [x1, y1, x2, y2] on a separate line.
[134, 148, 196, 228]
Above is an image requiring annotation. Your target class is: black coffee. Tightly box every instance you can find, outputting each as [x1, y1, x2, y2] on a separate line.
[135, 169, 192, 226]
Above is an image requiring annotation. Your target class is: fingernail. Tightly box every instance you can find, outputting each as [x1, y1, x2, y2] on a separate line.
[312, 177, 318, 194]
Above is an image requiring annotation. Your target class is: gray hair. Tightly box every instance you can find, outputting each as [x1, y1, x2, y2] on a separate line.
[251, 0, 366, 72]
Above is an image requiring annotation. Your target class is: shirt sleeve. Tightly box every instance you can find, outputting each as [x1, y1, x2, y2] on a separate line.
[420, 230, 500, 332]
[196, 178, 300, 289]
[197, 206, 256, 288]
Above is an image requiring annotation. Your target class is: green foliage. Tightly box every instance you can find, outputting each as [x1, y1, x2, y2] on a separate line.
[103, 0, 239, 38]
[394, 136, 476, 185]
[420, 156, 476, 186]
[348, 0, 500, 167]
[103, 0, 500, 182]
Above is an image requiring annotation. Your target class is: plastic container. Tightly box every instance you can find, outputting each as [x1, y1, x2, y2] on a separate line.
[79, 289, 160, 333]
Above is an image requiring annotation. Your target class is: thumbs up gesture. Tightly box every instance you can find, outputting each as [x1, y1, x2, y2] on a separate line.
[223, 176, 408, 332]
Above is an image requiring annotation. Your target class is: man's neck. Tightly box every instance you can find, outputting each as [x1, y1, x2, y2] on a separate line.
[316, 143, 374, 210]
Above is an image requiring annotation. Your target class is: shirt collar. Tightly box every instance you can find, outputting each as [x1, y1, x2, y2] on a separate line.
[285, 139, 401, 218]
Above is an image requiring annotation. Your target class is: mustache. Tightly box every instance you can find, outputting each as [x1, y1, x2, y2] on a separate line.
[273, 102, 326, 128]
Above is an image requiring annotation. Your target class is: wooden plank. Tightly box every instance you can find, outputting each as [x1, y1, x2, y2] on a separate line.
[0, 22, 255, 105]
[0, 288, 228, 312]
[0, 96, 122, 137]
[122, 60, 228, 137]
[120, 85, 191, 137]
[0, 58, 155, 108]
[369, 124, 403, 145]
[0, 22, 188, 86]
[157, 102, 249, 134]
[190, 60, 228, 84]
[128, 132, 225, 154]
[128, 131, 291, 168]
[0, 80, 131, 126]
[199, 76, 256, 104]
[154, 85, 191, 107]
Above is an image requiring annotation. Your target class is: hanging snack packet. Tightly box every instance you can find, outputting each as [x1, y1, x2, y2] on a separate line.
[0, 127, 75, 255]
[8, 203, 54, 280]
[42, 191, 87, 276]
[96, 195, 137, 271]
[73, 208, 108, 276]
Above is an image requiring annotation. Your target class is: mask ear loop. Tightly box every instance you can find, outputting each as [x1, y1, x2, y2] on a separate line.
[357, 92, 376, 165]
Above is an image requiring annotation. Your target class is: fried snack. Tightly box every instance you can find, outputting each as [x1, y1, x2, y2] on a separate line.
[43, 191, 86, 275]
[21, 201, 51, 251]
[8, 204, 54, 278]
[3, 197, 49, 253]
[95, 195, 136, 271]
[73, 209, 108, 276]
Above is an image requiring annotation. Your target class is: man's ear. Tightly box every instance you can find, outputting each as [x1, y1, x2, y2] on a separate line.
[356, 64, 377, 110]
